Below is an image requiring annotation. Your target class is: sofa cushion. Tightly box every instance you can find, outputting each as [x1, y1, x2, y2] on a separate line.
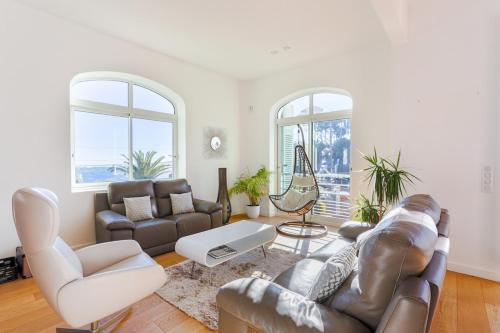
[397, 194, 441, 224]
[133, 218, 177, 249]
[307, 244, 356, 303]
[124, 196, 153, 222]
[108, 180, 158, 217]
[168, 212, 211, 238]
[274, 237, 354, 296]
[273, 259, 325, 296]
[154, 179, 192, 217]
[170, 192, 195, 215]
[329, 194, 439, 330]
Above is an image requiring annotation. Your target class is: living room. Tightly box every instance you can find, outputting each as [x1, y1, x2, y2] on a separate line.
[0, 0, 499, 332]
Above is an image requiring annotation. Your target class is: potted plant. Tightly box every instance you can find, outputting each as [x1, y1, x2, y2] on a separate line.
[229, 166, 270, 219]
[354, 148, 419, 224]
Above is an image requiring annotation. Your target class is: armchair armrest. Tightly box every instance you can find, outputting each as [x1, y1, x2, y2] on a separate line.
[338, 221, 374, 240]
[193, 198, 222, 214]
[96, 210, 135, 231]
[217, 277, 370, 333]
[75, 240, 143, 276]
[376, 277, 431, 333]
[58, 255, 166, 328]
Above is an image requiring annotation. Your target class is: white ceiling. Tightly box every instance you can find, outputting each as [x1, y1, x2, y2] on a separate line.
[18, 0, 388, 80]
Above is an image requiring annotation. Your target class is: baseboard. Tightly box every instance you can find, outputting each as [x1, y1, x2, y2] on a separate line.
[447, 261, 500, 282]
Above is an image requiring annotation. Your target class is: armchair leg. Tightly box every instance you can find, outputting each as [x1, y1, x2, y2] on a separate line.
[56, 307, 132, 333]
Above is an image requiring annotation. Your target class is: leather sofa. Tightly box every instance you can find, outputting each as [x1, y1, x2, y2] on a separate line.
[94, 179, 223, 256]
[217, 194, 450, 333]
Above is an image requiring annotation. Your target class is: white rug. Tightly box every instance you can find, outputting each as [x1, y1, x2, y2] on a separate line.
[155, 246, 304, 330]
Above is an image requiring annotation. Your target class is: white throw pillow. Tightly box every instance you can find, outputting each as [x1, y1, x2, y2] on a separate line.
[171, 192, 195, 215]
[307, 244, 357, 303]
[123, 195, 153, 222]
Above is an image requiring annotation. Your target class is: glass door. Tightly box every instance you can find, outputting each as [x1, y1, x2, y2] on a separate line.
[311, 119, 351, 220]
[277, 119, 351, 222]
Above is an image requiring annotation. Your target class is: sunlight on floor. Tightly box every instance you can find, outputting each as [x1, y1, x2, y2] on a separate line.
[247, 215, 339, 256]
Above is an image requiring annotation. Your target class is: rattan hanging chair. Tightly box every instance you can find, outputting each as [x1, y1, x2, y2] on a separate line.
[269, 125, 328, 239]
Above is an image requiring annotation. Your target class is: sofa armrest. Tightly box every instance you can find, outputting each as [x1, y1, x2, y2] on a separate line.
[376, 277, 431, 333]
[96, 210, 135, 231]
[193, 198, 222, 214]
[217, 277, 370, 333]
[338, 221, 374, 240]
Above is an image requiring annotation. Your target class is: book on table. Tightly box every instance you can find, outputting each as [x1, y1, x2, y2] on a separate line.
[208, 245, 237, 259]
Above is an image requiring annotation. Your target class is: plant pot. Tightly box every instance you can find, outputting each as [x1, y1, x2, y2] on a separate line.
[245, 205, 260, 219]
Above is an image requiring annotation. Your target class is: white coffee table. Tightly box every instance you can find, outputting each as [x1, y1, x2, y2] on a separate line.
[175, 221, 276, 280]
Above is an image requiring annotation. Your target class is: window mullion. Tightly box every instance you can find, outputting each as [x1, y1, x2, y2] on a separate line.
[128, 83, 134, 180]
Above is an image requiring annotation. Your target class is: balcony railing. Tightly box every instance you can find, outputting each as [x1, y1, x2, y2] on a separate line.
[280, 172, 351, 220]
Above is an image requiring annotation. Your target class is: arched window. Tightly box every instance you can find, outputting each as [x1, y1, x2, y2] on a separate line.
[70, 72, 182, 191]
[276, 90, 352, 222]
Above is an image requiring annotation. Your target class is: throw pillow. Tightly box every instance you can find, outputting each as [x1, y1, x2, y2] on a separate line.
[123, 196, 153, 222]
[171, 192, 195, 215]
[306, 244, 357, 303]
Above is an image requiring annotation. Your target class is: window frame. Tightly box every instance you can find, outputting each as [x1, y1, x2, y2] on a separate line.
[275, 89, 353, 224]
[70, 73, 178, 192]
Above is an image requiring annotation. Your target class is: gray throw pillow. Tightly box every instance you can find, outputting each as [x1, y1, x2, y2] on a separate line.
[123, 195, 153, 222]
[307, 244, 356, 303]
[171, 192, 195, 215]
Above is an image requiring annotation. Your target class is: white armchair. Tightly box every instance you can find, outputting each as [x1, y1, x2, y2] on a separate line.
[12, 188, 167, 333]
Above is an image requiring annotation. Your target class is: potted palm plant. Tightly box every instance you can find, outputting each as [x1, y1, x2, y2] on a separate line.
[229, 166, 270, 219]
[354, 148, 419, 224]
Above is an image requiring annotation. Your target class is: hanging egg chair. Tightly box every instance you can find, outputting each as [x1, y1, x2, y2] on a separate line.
[269, 125, 328, 238]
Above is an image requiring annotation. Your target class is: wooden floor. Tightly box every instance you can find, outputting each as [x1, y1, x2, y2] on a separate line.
[0, 216, 498, 332]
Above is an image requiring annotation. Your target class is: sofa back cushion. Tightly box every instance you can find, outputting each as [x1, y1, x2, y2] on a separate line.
[154, 179, 192, 217]
[107, 180, 157, 217]
[329, 194, 440, 329]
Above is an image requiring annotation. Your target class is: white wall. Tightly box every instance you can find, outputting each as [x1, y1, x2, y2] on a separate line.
[239, 0, 500, 281]
[0, 0, 241, 258]
[238, 45, 397, 216]
[1, 0, 498, 281]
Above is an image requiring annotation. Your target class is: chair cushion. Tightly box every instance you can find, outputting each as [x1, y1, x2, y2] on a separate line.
[154, 179, 192, 217]
[168, 213, 211, 238]
[307, 244, 356, 303]
[133, 218, 177, 249]
[108, 180, 158, 217]
[124, 196, 153, 222]
[330, 194, 439, 330]
[170, 192, 195, 215]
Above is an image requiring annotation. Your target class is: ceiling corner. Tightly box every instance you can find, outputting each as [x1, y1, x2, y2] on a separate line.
[370, 0, 409, 45]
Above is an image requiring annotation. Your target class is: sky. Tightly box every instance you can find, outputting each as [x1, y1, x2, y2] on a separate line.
[72, 80, 174, 166]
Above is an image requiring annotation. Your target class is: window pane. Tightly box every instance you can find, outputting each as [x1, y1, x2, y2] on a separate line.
[312, 119, 351, 219]
[71, 80, 128, 107]
[313, 93, 352, 114]
[278, 96, 310, 118]
[132, 118, 173, 180]
[74, 111, 129, 184]
[132, 85, 175, 114]
[278, 124, 309, 193]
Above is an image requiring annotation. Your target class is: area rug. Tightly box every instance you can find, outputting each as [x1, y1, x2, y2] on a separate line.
[155, 246, 304, 330]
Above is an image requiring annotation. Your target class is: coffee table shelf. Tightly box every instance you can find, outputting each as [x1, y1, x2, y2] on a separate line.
[175, 220, 276, 267]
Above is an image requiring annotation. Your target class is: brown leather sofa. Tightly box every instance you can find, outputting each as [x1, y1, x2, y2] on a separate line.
[94, 179, 223, 256]
[217, 194, 450, 333]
